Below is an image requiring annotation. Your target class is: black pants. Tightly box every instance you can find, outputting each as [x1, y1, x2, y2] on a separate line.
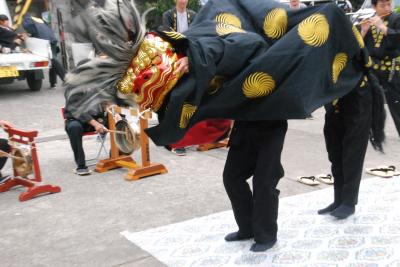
[49, 44, 66, 86]
[324, 88, 372, 206]
[0, 138, 10, 172]
[65, 120, 94, 169]
[223, 120, 287, 243]
[380, 76, 400, 137]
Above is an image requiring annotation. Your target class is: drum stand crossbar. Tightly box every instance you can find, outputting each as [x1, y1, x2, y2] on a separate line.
[0, 127, 61, 201]
[95, 106, 167, 180]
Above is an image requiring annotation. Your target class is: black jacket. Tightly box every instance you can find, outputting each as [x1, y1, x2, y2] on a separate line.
[0, 26, 18, 49]
[365, 12, 400, 60]
[364, 13, 400, 80]
[159, 8, 196, 32]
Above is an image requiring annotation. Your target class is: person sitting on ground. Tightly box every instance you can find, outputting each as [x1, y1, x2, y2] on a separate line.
[0, 14, 26, 51]
[0, 120, 13, 183]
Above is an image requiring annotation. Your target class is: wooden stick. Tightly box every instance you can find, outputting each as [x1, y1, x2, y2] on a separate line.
[0, 149, 25, 160]
[107, 130, 128, 135]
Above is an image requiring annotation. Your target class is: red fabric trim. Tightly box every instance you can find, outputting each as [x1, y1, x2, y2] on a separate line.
[170, 119, 231, 148]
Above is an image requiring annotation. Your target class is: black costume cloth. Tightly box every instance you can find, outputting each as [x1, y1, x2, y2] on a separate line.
[145, 0, 369, 146]
[364, 12, 400, 136]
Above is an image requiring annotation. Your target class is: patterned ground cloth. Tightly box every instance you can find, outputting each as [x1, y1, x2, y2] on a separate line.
[122, 178, 400, 266]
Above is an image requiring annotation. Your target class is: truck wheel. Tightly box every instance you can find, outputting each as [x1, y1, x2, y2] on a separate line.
[26, 73, 43, 91]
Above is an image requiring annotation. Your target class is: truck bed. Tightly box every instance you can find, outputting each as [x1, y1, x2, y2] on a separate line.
[0, 52, 50, 70]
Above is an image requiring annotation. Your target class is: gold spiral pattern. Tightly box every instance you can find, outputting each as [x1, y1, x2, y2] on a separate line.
[332, 53, 348, 84]
[179, 104, 197, 129]
[298, 14, 329, 47]
[216, 13, 242, 28]
[242, 72, 276, 98]
[215, 13, 245, 36]
[163, 31, 186, 40]
[216, 23, 245, 35]
[263, 8, 288, 39]
[352, 26, 365, 48]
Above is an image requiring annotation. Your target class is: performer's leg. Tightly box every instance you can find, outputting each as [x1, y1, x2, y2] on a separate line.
[250, 120, 287, 252]
[49, 45, 66, 87]
[52, 58, 67, 82]
[0, 138, 10, 171]
[384, 83, 400, 137]
[65, 120, 86, 169]
[331, 90, 372, 218]
[319, 105, 345, 214]
[223, 123, 256, 241]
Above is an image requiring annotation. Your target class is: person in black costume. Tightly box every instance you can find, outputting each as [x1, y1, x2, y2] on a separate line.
[361, 0, 400, 136]
[159, 0, 196, 32]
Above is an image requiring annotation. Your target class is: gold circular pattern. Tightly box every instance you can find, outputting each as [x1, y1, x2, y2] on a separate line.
[298, 14, 330, 47]
[179, 104, 197, 129]
[332, 53, 348, 84]
[263, 8, 288, 39]
[215, 13, 245, 36]
[163, 31, 186, 40]
[216, 23, 245, 35]
[215, 13, 242, 28]
[352, 26, 365, 48]
[242, 72, 276, 98]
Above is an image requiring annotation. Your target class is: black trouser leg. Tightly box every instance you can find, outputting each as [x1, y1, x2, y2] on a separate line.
[223, 121, 287, 242]
[49, 45, 66, 85]
[223, 134, 256, 236]
[49, 59, 66, 85]
[384, 83, 400, 137]
[0, 138, 10, 171]
[52, 58, 66, 81]
[324, 107, 345, 205]
[252, 121, 287, 243]
[340, 91, 372, 206]
[324, 89, 372, 206]
[49, 63, 57, 86]
[65, 120, 86, 168]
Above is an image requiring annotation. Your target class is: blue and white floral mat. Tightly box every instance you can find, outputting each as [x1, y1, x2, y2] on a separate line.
[121, 178, 400, 266]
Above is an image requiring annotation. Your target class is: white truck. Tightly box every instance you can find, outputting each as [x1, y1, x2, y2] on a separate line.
[0, 0, 52, 91]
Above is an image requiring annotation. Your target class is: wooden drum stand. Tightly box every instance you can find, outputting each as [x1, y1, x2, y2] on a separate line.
[95, 106, 167, 180]
[0, 127, 61, 201]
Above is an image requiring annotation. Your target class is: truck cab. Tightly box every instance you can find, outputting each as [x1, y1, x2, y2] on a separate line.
[0, 0, 51, 91]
